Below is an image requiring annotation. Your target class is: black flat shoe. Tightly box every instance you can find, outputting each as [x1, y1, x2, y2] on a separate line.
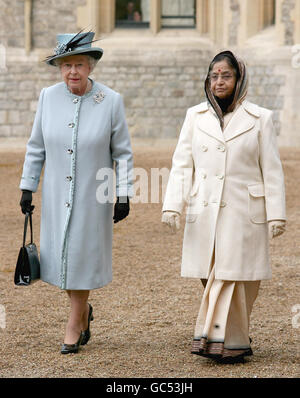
[81, 303, 94, 346]
[61, 332, 83, 354]
[215, 355, 245, 364]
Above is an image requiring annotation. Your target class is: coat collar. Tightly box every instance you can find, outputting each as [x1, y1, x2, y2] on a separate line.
[242, 100, 261, 117]
[195, 101, 224, 143]
[194, 102, 209, 113]
[195, 100, 260, 143]
[223, 100, 260, 142]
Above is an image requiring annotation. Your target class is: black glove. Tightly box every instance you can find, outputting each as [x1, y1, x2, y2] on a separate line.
[20, 190, 34, 214]
[113, 196, 130, 224]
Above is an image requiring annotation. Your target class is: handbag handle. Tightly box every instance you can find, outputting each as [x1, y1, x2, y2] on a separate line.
[23, 211, 34, 247]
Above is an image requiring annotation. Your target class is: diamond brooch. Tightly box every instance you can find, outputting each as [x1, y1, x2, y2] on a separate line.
[93, 91, 105, 104]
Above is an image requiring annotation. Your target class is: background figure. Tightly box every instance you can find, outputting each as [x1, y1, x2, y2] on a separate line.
[19, 31, 133, 354]
[115, 0, 143, 22]
[162, 50, 286, 364]
[133, 11, 142, 22]
[127, 1, 135, 20]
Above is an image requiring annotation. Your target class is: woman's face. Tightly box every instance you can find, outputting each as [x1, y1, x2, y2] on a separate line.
[60, 55, 91, 95]
[210, 60, 237, 99]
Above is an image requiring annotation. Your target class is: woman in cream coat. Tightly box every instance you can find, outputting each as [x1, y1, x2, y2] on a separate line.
[162, 51, 286, 363]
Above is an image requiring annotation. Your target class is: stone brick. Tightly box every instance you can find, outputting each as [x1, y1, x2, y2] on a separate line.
[12, 124, 29, 136]
[172, 90, 184, 98]
[0, 110, 7, 124]
[8, 110, 20, 124]
[0, 125, 11, 136]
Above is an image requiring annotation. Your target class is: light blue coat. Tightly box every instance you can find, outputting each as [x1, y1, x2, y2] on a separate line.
[20, 80, 133, 290]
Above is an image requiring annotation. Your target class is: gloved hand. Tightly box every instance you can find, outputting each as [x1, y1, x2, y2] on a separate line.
[113, 196, 130, 223]
[268, 220, 286, 239]
[20, 190, 34, 214]
[161, 211, 180, 232]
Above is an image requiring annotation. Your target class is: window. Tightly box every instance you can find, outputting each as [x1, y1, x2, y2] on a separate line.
[115, 0, 150, 28]
[161, 0, 196, 29]
[262, 0, 275, 28]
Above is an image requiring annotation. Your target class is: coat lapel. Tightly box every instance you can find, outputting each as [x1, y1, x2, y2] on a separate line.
[223, 101, 259, 142]
[196, 102, 225, 144]
[195, 100, 260, 144]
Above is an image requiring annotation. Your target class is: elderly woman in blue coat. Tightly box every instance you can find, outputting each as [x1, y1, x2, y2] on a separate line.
[19, 32, 133, 354]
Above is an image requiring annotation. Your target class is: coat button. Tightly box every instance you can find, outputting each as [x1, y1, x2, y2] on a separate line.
[202, 173, 207, 179]
[66, 176, 72, 181]
[201, 145, 208, 152]
[67, 149, 73, 154]
[217, 174, 224, 180]
[65, 202, 70, 208]
[220, 201, 227, 207]
[203, 200, 208, 207]
[68, 122, 75, 128]
[217, 145, 225, 152]
[73, 98, 79, 104]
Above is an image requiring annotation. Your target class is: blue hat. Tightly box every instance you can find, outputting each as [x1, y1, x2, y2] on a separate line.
[45, 31, 103, 66]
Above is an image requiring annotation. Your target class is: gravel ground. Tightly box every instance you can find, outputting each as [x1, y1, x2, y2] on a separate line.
[0, 141, 299, 378]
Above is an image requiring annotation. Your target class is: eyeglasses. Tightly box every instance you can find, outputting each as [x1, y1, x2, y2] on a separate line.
[209, 73, 235, 82]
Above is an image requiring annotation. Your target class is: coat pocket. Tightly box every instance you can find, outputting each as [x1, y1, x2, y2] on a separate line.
[186, 213, 197, 223]
[248, 183, 267, 224]
[189, 180, 200, 197]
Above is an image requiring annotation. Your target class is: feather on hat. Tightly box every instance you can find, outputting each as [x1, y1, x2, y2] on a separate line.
[45, 30, 103, 66]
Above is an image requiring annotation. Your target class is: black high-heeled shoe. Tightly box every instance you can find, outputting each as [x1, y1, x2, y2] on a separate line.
[61, 332, 83, 354]
[81, 303, 94, 346]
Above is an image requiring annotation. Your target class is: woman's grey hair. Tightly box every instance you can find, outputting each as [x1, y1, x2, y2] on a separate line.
[53, 55, 98, 71]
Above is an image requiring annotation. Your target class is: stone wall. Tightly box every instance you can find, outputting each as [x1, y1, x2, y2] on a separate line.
[0, 51, 57, 136]
[281, 0, 295, 45]
[228, 0, 240, 46]
[0, 44, 287, 139]
[0, 0, 24, 48]
[32, 0, 86, 48]
[246, 64, 285, 136]
[93, 48, 286, 138]
[0, 0, 86, 48]
[95, 48, 211, 138]
[0, 0, 298, 145]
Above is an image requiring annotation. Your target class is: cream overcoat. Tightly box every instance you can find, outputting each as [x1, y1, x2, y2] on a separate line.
[162, 100, 286, 281]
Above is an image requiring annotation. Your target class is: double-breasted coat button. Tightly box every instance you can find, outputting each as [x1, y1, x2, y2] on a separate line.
[68, 122, 75, 128]
[203, 200, 208, 207]
[220, 201, 227, 207]
[217, 145, 225, 152]
[217, 174, 224, 180]
[73, 98, 79, 104]
[201, 145, 208, 152]
[65, 202, 70, 208]
[67, 149, 73, 154]
[202, 173, 207, 179]
[66, 176, 72, 181]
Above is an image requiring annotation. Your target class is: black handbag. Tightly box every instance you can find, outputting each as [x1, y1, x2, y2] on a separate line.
[14, 211, 40, 286]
